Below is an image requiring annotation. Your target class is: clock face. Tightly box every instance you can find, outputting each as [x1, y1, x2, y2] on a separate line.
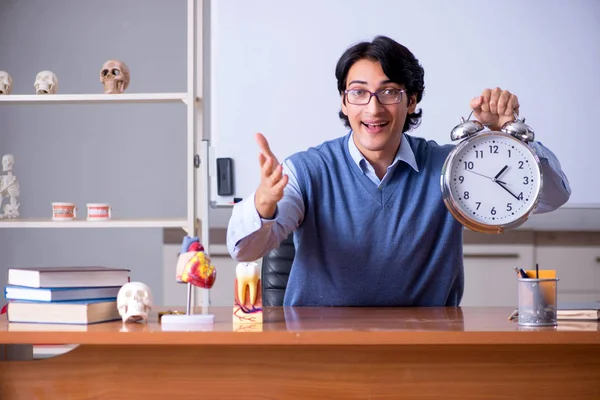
[443, 132, 542, 228]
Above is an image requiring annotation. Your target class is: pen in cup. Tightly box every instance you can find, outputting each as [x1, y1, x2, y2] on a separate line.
[512, 265, 550, 322]
[513, 266, 530, 279]
[509, 267, 527, 320]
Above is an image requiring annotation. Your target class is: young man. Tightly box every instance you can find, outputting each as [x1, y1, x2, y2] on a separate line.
[226, 35, 571, 307]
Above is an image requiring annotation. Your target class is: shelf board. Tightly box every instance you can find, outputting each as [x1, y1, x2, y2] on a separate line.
[0, 218, 188, 229]
[0, 93, 189, 105]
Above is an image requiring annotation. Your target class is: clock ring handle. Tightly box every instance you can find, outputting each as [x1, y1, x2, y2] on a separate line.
[450, 110, 484, 141]
[501, 111, 535, 143]
[465, 109, 474, 122]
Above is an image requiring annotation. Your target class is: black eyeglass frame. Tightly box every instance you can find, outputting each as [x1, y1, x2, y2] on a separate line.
[343, 88, 407, 105]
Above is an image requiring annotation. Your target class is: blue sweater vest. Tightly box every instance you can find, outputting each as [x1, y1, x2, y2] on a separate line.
[284, 133, 464, 307]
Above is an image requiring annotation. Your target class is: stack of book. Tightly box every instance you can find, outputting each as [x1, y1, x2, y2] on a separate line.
[4, 266, 130, 325]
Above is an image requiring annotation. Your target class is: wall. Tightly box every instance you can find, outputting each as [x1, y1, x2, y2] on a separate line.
[0, 0, 189, 305]
[208, 0, 600, 207]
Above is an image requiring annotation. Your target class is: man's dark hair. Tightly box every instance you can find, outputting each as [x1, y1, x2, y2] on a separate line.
[335, 35, 425, 133]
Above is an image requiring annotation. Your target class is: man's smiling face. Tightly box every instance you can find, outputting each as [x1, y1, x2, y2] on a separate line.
[341, 58, 416, 162]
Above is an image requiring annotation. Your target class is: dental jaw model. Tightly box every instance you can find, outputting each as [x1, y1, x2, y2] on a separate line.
[233, 262, 263, 326]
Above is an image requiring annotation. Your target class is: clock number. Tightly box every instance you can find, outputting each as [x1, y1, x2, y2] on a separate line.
[518, 161, 524, 169]
[463, 191, 470, 199]
[506, 203, 513, 211]
[475, 150, 484, 159]
[491, 207, 497, 215]
[508, 149, 512, 158]
[464, 161, 474, 170]
[489, 145, 498, 154]
[458, 176, 464, 183]
[523, 176, 529, 185]
[517, 192, 524, 200]
[475, 202, 481, 210]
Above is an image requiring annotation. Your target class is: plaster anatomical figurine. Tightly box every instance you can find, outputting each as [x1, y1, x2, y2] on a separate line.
[34, 71, 59, 94]
[0, 71, 13, 95]
[100, 60, 130, 94]
[117, 282, 153, 324]
[0, 154, 20, 219]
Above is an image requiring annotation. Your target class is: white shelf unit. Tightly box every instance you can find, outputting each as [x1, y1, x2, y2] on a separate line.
[0, 0, 211, 307]
[0, 218, 188, 229]
[0, 93, 189, 105]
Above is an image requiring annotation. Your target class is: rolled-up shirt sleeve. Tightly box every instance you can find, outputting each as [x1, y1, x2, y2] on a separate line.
[529, 140, 571, 213]
[226, 158, 305, 261]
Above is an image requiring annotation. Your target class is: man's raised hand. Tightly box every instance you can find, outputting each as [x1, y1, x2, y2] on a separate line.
[470, 87, 520, 131]
[254, 133, 289, 219]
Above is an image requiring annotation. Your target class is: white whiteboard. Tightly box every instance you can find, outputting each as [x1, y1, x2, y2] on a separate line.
[209, 0, 600, 207]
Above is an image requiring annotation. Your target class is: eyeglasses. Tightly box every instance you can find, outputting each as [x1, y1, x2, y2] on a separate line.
[344, 88, 406, 105]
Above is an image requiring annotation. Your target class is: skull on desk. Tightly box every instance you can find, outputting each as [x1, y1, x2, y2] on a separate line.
[117, 282, 153, 324]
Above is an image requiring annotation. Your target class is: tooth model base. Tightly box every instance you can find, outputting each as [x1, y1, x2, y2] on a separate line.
[233, 278, 263, 325]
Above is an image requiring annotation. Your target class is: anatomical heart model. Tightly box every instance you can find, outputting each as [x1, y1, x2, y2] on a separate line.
[100, 60, 130, 94]
[34, 71, 58, 94]
[176, 236, 216, 289]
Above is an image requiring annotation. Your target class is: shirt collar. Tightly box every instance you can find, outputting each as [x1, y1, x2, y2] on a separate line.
[347, 131, 420, 173]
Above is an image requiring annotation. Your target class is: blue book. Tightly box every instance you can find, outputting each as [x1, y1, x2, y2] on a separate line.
[4, 285, 121, 302]
[7, 298, 120, 325]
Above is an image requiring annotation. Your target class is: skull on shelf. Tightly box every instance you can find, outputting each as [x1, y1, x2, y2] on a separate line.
[34, 71, 59, 94]
[100, 60, 130, 94]
[0, 71, 13, 95]
[116, 281, 153, 324]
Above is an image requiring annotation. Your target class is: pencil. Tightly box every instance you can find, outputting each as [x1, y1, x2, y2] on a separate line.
[508, 309, 519, 321]
[513, 266, 529, 279]
[535, 263, 539, 278]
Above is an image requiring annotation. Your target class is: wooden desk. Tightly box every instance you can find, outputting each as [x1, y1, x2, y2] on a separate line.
[1, 307, 598, 399]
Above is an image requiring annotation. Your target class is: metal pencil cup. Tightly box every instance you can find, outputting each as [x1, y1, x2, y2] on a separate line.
[517, 277, 559, 326]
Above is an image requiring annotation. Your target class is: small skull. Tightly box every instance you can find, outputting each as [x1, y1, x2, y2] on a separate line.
[0, 71, 13, 95]
[34, 71, 58, 94]
[2, 154, 15, 172]
[117, 282, 153, 324]
[100, 60, 130, 94]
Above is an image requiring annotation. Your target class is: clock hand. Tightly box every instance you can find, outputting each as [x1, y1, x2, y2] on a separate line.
[465, 169, 506, 184]
[495, 181, 521, 201]
[494, 165, 509, 180]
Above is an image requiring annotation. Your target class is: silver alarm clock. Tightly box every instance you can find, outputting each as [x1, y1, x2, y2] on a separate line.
[440, 111, 543, 234]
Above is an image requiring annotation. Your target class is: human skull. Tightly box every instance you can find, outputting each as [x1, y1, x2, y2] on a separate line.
[100, 60, 130, 94]
[2, 154, 14, 172]
[34, 71, 58, 94]
[117, 282, 153, 324]
[0, 71, 13, 95]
